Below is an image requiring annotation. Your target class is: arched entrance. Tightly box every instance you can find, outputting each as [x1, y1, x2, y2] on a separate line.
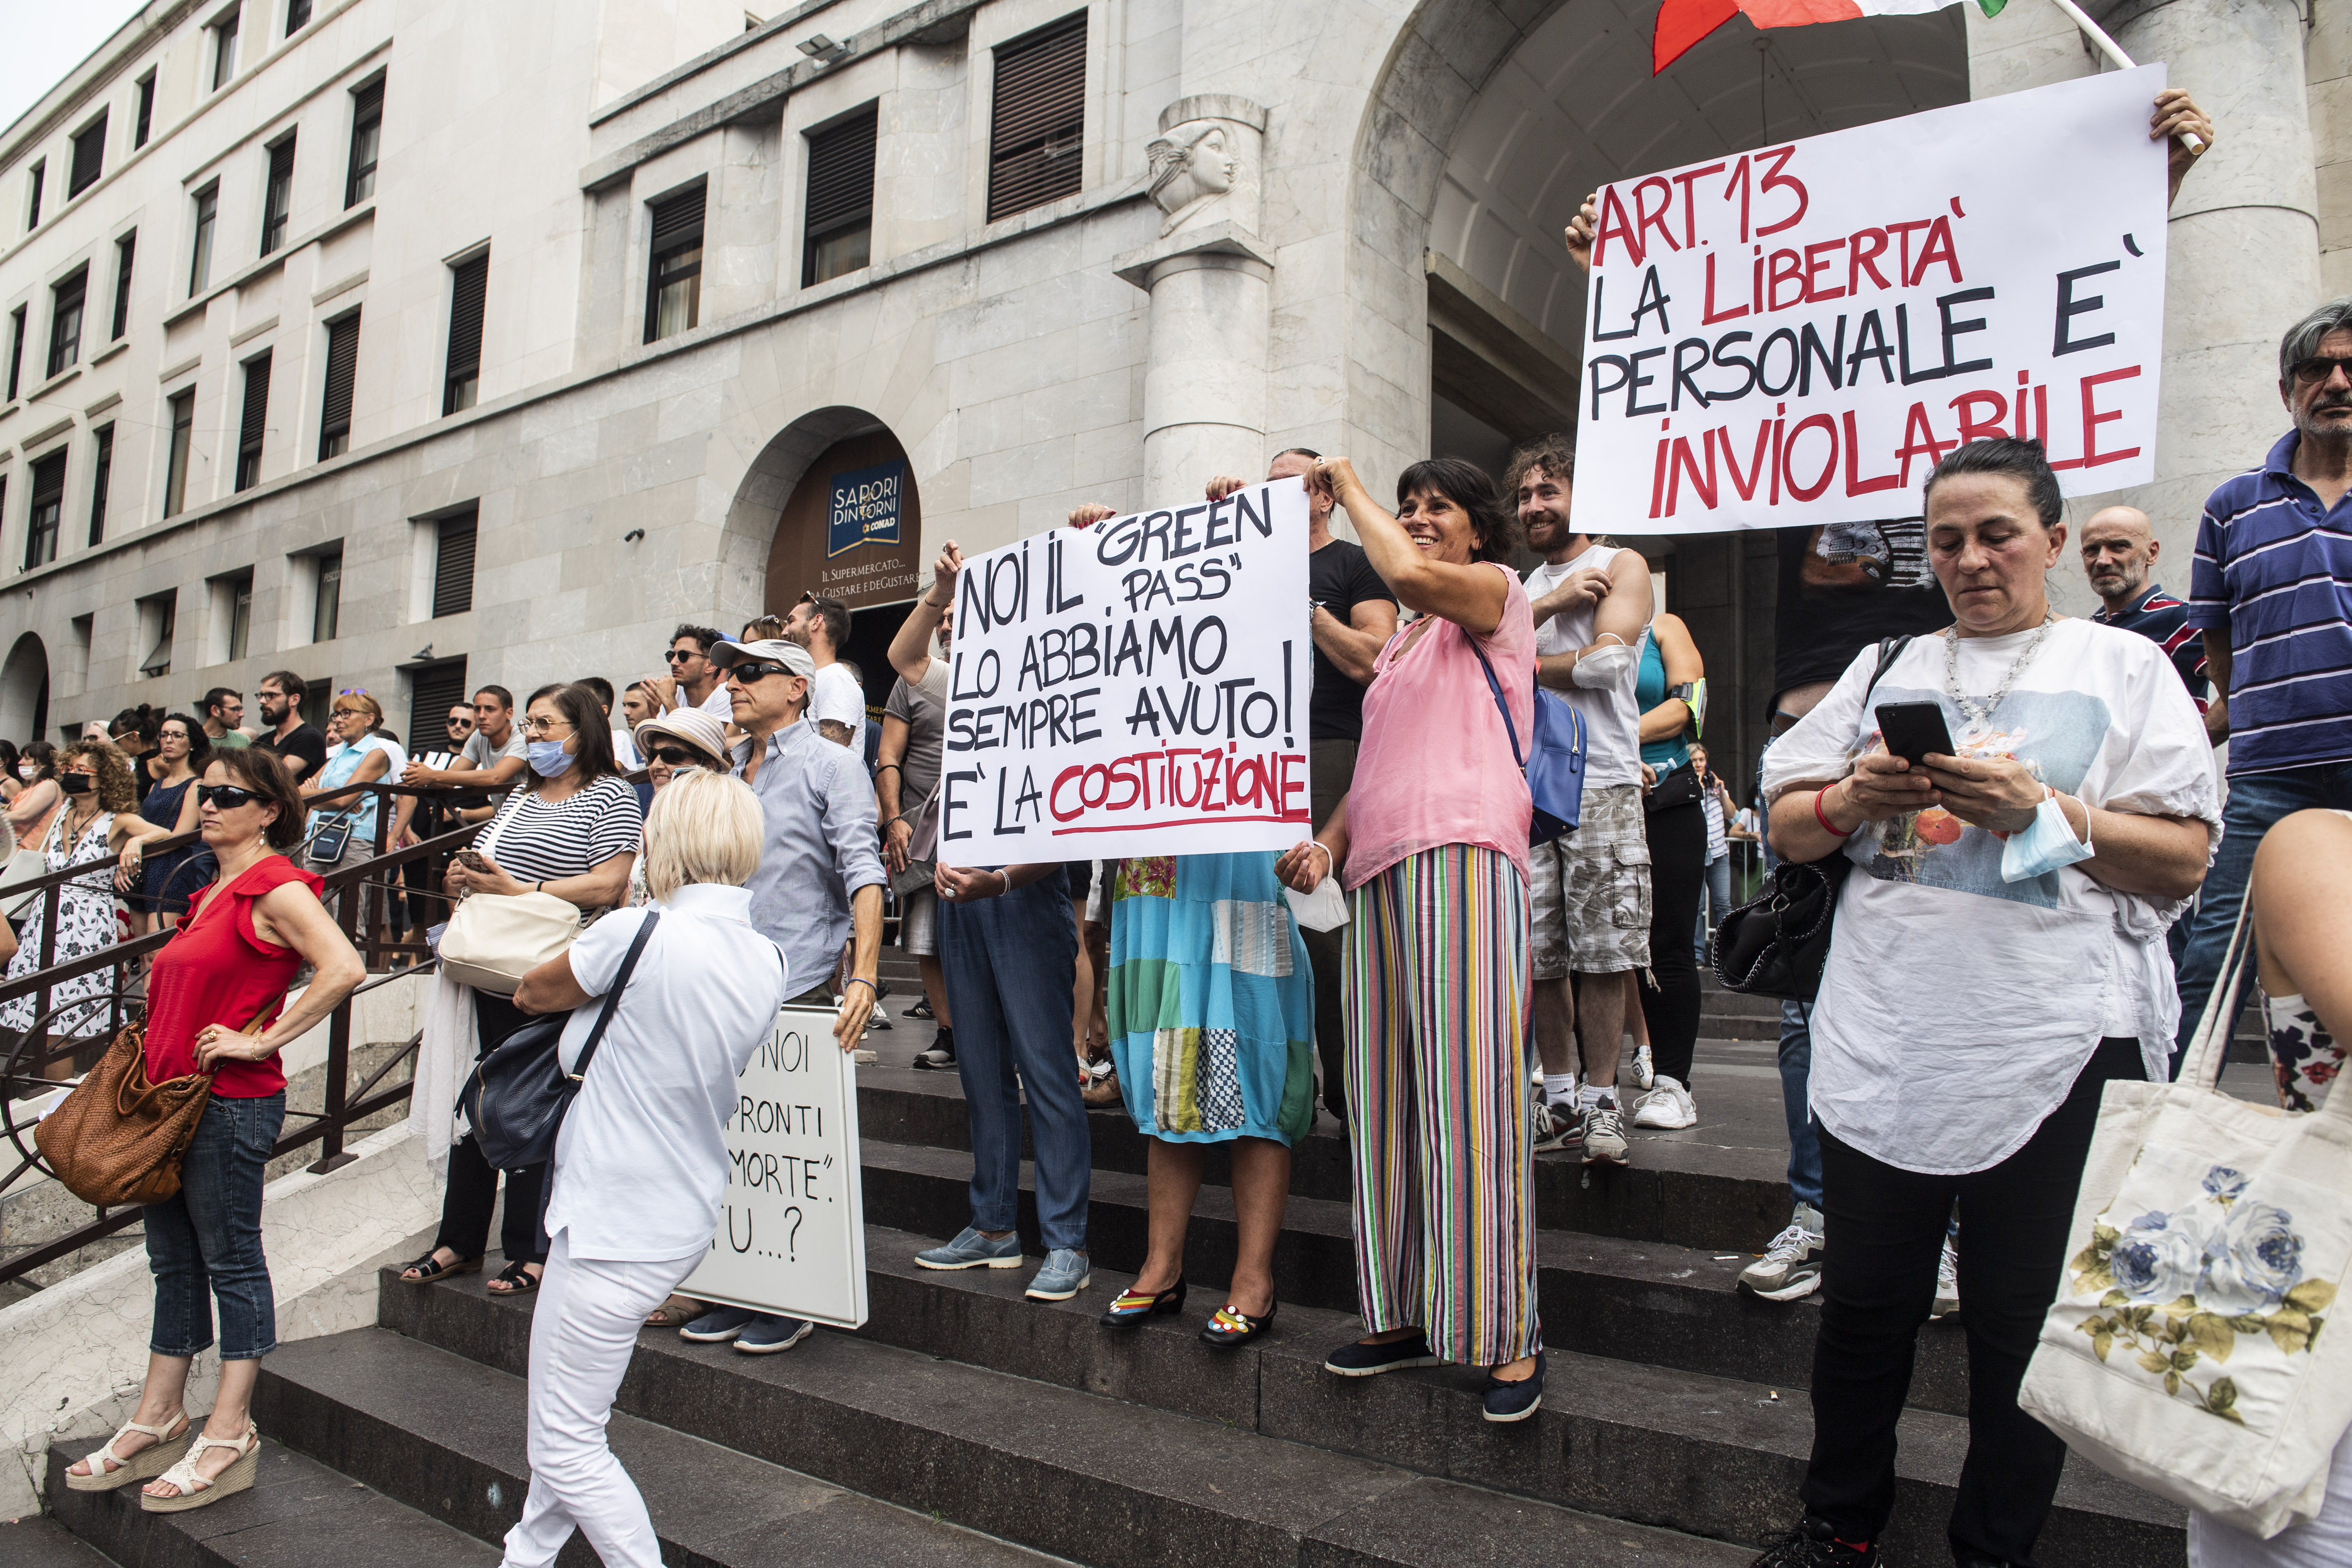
[0, 634, 49, 746]
[727, 410, 925, 714]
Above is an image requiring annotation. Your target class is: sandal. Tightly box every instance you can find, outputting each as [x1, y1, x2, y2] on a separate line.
[1081, 1066, 1122, 1108]
[140, 1420, 260, 1513]
[1100, 1277, 1185, 1327]
[645, 1294, 703, 1328]
[396, 1250, 483, 1285]
[67, 1412, 192, 1491]
[486, 1261, 541, 1296]
[1199, 1297, 1279, 1348]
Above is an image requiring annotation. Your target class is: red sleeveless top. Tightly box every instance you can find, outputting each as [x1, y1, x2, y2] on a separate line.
[143, 855, 323, 1097]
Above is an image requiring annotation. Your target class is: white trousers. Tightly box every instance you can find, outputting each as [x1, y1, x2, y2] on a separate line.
[500, 1231, 702, 1568]
[2190, 1431, 2352, 1568]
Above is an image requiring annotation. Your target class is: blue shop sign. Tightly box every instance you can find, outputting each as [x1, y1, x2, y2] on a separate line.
[826, 461, 906, 558]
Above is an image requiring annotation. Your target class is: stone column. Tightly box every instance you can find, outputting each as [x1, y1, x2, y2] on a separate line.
[2095, 0, 2320, 545]
[1112, 96, 1274, 500]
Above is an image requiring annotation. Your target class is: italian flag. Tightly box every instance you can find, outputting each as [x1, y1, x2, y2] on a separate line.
[1654, 0, 2004, 74]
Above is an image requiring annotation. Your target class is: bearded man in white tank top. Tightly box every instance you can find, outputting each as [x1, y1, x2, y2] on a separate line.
[1508, 438, 1655, 1169]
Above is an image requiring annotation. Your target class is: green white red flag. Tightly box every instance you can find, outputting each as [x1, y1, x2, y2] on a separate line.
[1653, 0, 2005, 74]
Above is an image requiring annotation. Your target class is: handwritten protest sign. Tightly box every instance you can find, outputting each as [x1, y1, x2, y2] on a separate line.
[943, 478, 1314, 861]
[679, 1006, 867, 1330]
[1574, 66, 2168, 534]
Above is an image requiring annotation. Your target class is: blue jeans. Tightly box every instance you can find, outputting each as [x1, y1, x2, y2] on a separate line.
[1779, 1001, 1823, 1209]
[940, 868, 1089, 1252]
[145, 1092, 285, 1360]
[2172, 762, 2352, 1077]
[1694, 852, 1733, 964]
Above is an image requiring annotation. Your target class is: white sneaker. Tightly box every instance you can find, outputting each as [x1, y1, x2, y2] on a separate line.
[1932, 1232, 1960, 1320]
[1580, 1096, 1630, 1167]
[1632, 1075, 1697, 1129]
[1739, 1206, 1825, 1301]
[1632, 1042, 1654, 1089]
[1531, 1095, 1583, 1153]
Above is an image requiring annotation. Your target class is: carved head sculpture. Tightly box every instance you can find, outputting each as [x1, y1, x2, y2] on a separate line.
[1146, 121, 1239, 233]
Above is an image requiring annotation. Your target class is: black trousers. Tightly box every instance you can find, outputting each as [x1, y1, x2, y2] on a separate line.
[1803, 1035, 2145, 1565]
[430, 990, 548, 1266]
[1636, 797, 1706, 1086]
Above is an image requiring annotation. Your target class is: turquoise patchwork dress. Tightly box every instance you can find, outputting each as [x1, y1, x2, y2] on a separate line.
[1107, 852, 1315, 1146]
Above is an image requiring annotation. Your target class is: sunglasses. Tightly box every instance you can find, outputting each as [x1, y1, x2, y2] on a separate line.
[728, 662, 796, 683]
[649, 746, 702, 766]
[197, 784, 260, 809]
[447, 716, 473, 726]
[2292, 357, 2352, 385]
[664, 648, 702, 663]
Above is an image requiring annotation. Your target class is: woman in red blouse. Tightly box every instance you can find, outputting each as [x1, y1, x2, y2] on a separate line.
[64, 748, 363, 1513]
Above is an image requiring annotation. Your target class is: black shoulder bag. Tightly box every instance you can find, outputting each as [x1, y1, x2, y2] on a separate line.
[1711, 638, 1910, 1001]
[461, 911, 659, 1170]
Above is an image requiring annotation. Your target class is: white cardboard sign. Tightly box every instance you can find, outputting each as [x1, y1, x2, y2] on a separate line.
[941, 477, 1315, 861]
[1573, 66, 2169, 534]
[678, 1006, 867, 1330]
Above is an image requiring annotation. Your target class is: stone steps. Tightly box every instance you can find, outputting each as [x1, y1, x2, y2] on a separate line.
[0, 1513, 112, 1567]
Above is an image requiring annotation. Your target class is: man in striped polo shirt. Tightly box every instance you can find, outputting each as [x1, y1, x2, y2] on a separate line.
[2178, 297, 2352, 1073]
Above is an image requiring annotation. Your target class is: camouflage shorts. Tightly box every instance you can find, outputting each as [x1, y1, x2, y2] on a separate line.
[1528, 783, 1651, 979]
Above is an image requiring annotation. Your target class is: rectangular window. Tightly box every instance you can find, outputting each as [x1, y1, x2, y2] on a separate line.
[312, 547, 342, 643]
[138, 592, 176, 678]
[69, 114, 107, 198]
[135, 74, 154, 148]
[259, 135, 295, 255]
[220, 570, 254, 660]
[803, 106, 877, 287]
[346, 79, 381, 208]
[432, 509, 477, 617]
[190, 184, 218, 295]
[404, 656, 468, 754]
[319, 310, 359, 459]
[644, 185, 705, 344]
[212, 10, 239, 91]
[235, 352, 270, 491]
[25, 453, 65, 570]
[46, 268, 86, 379]
[88, 425, 113, 546]
[988, 14, 1086, 223]
[443, 251, 486, 414]
[286, 0, 312, 32]
[164, 389, 195, 516]
[111, 232, 134, 341]
[6, 308, 24, 402]
[26, 161, 44, 231]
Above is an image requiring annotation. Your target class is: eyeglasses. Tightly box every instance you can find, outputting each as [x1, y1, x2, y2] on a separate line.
[649, 745, 701, 766]
[2292, 357, 2352, 385]
[727, 662, 796, 683]
[664, 648, 701, 663]
[197, 784, 260, 809]
[519, 718, 574, 737]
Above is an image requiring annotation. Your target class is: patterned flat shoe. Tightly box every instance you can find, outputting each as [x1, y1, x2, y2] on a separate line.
[1199, 1298, 1278, 1348]
[1099, 1277, 1185, 1327]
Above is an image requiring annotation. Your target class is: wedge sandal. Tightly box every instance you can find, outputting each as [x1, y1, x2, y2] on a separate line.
[141, 1421, 260, 1513]
[66, 1412, 192, 1491]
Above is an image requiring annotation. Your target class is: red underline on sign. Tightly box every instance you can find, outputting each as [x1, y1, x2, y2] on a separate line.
[1050, 814, 1312, 834]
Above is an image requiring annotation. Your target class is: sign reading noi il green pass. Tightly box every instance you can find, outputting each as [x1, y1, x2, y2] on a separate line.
[826, 461, 906, 557]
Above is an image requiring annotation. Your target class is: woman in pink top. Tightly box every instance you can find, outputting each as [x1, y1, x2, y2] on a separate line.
[1276, 455, 1542, 1423]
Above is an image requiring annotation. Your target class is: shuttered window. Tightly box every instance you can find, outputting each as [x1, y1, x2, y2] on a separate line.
[405, 657, 468, 754]
[803, 106, 877, 287]
[190, 184, 218, 295]
[164, 389, 194, 517]
[260, 135, 296, 255]
[5, 308, 24, 401]
[235, 352, 271, 491]
[988, 15, 1085, 223]
[432, 510, 477, 617]
[443, 252, 486, 415]
[46, 268, 85, 379]
[135, 75, 154, 148]
[26, 452, 65, 570]
[111, 233, 134, 341]
[644, 185, 705, 343]
[69, 114, 107, 198]
[346, 80, 382, 207]
[319, 311, 359, 459]
[26, 162, 43, 231]
[88, 425, 113, 546]
[312, 548, 342, 643]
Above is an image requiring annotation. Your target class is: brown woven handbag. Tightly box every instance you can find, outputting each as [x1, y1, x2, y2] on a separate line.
[36, 1026, 217, 1207]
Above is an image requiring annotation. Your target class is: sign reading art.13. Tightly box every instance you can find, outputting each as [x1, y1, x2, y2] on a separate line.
[825, 460, 907, 558]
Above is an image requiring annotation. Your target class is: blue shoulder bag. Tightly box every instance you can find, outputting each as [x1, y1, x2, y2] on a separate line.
[1470, 639, 1586, 844]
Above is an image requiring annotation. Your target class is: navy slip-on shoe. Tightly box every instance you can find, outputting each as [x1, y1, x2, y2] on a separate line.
[734, 1316, 815, 1354]
[679, 1305, 762, 1342]
[1481, 1350, 1544, 1423]
[1322, 1331, 1441, 1377]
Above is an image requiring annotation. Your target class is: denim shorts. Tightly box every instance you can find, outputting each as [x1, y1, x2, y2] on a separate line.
[144, 1092, 285, 1361]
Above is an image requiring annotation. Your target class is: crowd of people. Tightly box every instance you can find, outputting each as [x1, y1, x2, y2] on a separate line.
[30, 77, 2352, 1568]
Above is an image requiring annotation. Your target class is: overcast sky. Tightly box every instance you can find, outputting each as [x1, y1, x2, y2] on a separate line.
[0, 0, 149, 142]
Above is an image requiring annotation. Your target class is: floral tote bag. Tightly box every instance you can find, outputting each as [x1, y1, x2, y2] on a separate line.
[2019, 889, 2352, 1537]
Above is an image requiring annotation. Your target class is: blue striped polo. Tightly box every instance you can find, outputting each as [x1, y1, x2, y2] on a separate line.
[2188, 430, 2352, 776]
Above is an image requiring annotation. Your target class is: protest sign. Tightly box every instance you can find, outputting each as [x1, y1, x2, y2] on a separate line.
[678, 1006, 867, 1330]
[943, 477, 1314, 862]
[1574, 65, 2169, 534]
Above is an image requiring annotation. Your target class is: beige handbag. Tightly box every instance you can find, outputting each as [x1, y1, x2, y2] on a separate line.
[434, 799, 582, 994]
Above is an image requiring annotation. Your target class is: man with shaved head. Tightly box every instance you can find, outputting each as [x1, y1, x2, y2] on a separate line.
[2081, 505, 2215, 736]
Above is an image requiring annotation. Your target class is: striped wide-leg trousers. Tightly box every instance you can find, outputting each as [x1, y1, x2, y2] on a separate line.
[1341, 843, 1540, 1367]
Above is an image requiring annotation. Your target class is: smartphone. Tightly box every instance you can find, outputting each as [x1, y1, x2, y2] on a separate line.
[454, 849, 490, 872]
[1875, 702, 1956, 770]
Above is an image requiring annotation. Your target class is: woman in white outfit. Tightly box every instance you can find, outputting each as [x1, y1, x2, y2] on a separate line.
[497, 770, 790, 1568]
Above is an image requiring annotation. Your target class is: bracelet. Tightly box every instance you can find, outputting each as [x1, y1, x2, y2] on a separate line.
[846, 976, 879, 995]
[1812, 783, 1857, 838]
[994, 868, 1012, 895]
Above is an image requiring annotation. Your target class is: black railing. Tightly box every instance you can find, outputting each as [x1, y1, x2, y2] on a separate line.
[0, 779, 495, 1291]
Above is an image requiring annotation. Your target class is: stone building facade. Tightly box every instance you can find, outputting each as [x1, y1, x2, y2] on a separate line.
[0, 0, 2340, 784]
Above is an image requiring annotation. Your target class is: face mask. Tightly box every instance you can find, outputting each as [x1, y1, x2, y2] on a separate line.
[527, 740, 577, 779]
[1570, 637, 1636, 690]
[15, 763, 32, 781]
[60, 774, 93, 796]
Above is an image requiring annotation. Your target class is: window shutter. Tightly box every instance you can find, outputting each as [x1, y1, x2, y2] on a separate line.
[239, 354, 271, 452]
[320, 312, 360, 455]
[69, 115, 106, 197]
[30, 453, 64, 509]
[433, 511, 477, 617]
[651, 187, 706, 249]
[806, 109, 877, 239]
[445, 254, 486, 384]
[988, 14, 1086, 223]
[405, 658, 469, 755]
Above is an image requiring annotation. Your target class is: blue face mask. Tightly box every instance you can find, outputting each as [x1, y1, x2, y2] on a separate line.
[527, 740, 576, 779]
